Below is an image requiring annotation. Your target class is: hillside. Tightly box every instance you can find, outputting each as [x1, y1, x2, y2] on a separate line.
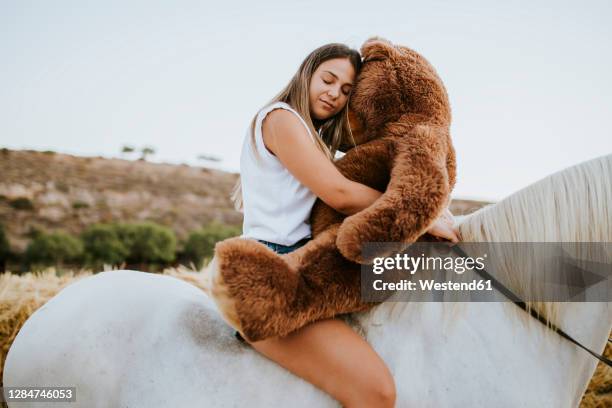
[0, 149, 241, 252]
[0, 148, 489, 253]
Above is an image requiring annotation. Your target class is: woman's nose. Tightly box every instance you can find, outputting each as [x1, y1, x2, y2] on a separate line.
[327, 87, 339, 99]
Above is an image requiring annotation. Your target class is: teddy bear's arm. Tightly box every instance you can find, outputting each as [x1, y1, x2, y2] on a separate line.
[310, 138, 394, 236]
[336, 125, 454, 263]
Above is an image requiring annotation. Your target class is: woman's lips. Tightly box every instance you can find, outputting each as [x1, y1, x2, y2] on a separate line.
[321, 100, 334, 110]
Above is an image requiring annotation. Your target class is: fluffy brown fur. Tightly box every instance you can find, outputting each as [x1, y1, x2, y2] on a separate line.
[209, 37, 457, 342]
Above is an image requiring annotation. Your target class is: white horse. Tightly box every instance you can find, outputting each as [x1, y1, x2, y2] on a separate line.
[4, 154, 611, 407]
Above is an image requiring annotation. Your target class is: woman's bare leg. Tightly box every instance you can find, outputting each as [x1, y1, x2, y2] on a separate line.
[246, 318, 396, 408]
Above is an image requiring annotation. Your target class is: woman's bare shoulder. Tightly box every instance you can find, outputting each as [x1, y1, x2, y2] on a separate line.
[263, 108, 301, 127]
[262, 108, 309, 141]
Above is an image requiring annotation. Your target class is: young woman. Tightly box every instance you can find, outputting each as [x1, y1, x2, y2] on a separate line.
[232, 42, 459, 407]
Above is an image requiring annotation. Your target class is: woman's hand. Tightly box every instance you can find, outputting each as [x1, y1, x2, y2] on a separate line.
[427, 207, 461, 243]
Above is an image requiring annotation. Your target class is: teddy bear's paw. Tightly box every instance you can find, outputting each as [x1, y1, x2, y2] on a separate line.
[336, 206, 405, 263]
[336, 220, 374, 264]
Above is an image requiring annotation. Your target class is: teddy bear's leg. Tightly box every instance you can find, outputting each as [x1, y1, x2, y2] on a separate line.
[211, 227, 375, 342]
[210, 237, 303, 342]
[281, 231, 373, 329]
[337, 129, 452, 263]
[205, 255, 242, 331]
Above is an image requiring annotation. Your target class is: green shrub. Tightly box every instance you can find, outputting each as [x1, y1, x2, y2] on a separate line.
[25, 231, 83, 267]
[183, 222, 241, 269]
[72, 201, 90, 209]
[81, 224, 129, 266]
[9, 197, 34, 210]
[113, 222, 177, 264]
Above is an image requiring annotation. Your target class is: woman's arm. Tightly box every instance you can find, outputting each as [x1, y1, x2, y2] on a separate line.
[262, 109, 381, 215]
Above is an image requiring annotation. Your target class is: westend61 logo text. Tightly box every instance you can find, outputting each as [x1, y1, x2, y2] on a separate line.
[372, 252, 487, 275]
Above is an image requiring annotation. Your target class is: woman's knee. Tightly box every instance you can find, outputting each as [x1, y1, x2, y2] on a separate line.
[332, 349, 396, 408]
[353, 372, 396, 408]
[375, 375, 397, 407]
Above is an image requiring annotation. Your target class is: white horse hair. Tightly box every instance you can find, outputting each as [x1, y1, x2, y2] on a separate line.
[4, 154, 611, 407]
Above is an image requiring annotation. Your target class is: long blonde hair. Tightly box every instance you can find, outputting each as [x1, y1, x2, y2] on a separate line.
[231, 43, 362, 211]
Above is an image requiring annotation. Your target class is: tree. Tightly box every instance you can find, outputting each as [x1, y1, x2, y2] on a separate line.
[121, 145, 135, 159]
[140, 146, 156, 161]
[197, 154, 222, 163]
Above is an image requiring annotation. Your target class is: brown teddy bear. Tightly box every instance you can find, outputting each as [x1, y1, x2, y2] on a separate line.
[207, 37, 457, 342]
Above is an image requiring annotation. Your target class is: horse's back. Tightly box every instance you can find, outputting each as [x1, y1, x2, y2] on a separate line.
[4, 271, 199, 406]
[3, 270, 336, 407]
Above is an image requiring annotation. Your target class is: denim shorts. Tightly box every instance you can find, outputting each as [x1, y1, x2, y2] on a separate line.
[257, 237, 311, 254]
[234, 236, 311, 343]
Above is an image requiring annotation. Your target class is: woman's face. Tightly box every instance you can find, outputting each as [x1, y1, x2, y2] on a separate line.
[309, 58, 356, 121]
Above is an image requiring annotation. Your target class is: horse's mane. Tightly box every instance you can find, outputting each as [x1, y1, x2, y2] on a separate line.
[374, 154, 612, 332]
[460, 154, 612, 243]
[457, 153, 612, 328]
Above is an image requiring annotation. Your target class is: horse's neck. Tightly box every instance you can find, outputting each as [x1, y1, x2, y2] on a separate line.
[556, 302, 612, 402]
[357, 300, 611, 405]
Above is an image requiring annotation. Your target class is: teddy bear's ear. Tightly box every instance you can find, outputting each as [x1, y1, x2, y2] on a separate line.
[361, 37, 396, 62]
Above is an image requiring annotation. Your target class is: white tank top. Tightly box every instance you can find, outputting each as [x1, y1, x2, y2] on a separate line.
[240, 101, 318, 246]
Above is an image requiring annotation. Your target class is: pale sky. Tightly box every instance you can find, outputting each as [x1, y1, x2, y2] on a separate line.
[1, 0, 610, 201]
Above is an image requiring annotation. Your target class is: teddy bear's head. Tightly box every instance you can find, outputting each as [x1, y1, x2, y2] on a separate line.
[339, 37, 451, 151]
